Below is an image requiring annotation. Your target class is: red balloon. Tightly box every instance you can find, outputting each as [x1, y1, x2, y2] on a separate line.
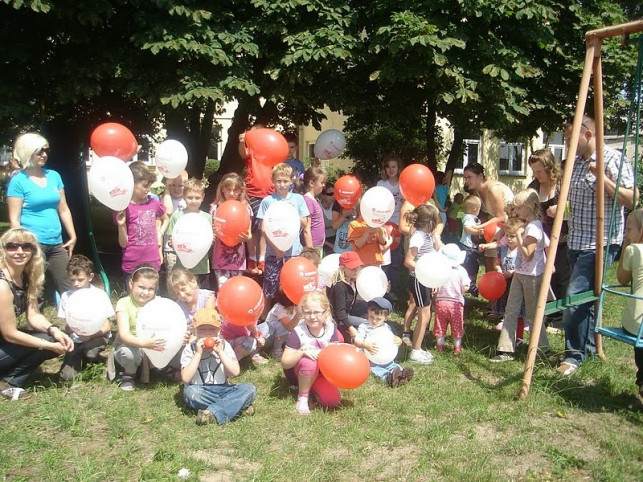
[385, 222, 401, 251]
[280, 257, 318, 304]
[483, 222, 499, 243]
[399, 164, 435, 207]
[204, 337, 215, 350]
[318, 343, 370, 389]
[245, 128, 289, 167]
[213, 200, 251, 247]
[334, 175, 362, 209]
[217, 276, 264, 326]
[90, 122, 138, 161]
[478, 271, 507, 301]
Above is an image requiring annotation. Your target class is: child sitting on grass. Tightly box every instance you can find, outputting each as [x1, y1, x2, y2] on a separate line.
[353, 297, 414, 387]
[58, 255, 114, 381]
[181, 308, 257, 425]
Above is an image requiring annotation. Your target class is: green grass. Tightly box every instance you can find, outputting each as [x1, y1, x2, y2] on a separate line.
[1, 266, 642, 480]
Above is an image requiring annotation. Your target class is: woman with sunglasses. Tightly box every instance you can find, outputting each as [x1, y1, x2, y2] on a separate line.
[0, 228, 74, 400]
[7, 133, 77, 299]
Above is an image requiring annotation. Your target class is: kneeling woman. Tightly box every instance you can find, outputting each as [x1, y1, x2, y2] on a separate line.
[281, 291, 342, 415]
[0, 228, 73, 399]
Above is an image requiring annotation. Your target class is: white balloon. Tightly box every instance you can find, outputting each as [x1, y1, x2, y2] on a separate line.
[172, 213, 213, 269]
[156, 139, 188, 178]
[364, 328, 399, 365]
[415, 252, 452, 288]
[356, 266, 388, 301]
[88, 156, 134, 211]
[313, 129, 346, 160]
[136, 298, 187, 369]
[360, 186, 395, 228]
[263, 202, 300, 252]
[65, 288, 110, 337]
[318, 253, 341, 287]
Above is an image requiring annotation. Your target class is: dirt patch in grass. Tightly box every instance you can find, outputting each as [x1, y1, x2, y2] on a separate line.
[193, 445, 261, 481]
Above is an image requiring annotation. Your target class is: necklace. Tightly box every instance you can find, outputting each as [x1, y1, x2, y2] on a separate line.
[308, 324, 326, 339]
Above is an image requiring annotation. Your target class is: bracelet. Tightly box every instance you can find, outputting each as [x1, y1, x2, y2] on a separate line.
[47, 325, 56, 336]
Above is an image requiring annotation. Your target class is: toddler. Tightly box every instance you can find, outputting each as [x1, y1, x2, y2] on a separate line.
[458, 194, 483, 296]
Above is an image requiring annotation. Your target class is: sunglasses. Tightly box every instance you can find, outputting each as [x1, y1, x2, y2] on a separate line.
[5, 242, 36, 252]
[36, 147, 51, 156]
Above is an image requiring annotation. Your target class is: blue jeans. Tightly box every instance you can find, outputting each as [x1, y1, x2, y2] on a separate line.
[0, 332, 59, 387]
[183, 383, 257, 424]
[370, 361, 402, 381]
[562, 245, 618, 366]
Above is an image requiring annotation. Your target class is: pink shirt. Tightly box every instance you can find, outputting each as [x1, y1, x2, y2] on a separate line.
[435, 265, 470, 305]
[118, 197, 166, 273]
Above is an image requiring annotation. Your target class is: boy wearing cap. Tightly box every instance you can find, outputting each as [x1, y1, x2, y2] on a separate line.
[354, 297, 414, 387]
[181, 308, 257, 425]
[434, 244, 470, 354]
[328, 251, 368, 341]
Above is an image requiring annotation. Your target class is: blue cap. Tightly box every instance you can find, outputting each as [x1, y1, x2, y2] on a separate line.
[368, 297, 393, 313]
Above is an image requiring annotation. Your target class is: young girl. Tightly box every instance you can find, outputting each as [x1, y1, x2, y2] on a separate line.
[209, 173, 253, 289]
[327, 251, 367, 341]
[301, 167, 326, 256]
[490, 189, 549, 362]
[348, 203, 391, 266]
[616, 209, 643, 399]
[167, 268, 216, 336]
[320, 182, 337, 256]
[257, 289, 301, 360]
[113, 264, 167, 391]
[404, 203, 442, 364]
[281, 291, 342, 415]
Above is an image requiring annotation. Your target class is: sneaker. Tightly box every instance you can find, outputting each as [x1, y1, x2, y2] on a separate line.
[490, 353, 515, 363]
[241, 404, 256, 417]
[59, 363, 79, 382]
[251, 353, 269, 365]
[1, 387, 31, 401]
[495, 321, 504, 331]
[436, 344, 445, 352]
[119, 375, 135, 391]
[454, 346, 461, 355]
[296, 397, 310, 415]
[387, 366, 403, 388]
[410, 349, 434, 364]
[556, 361, 578, 376]
[401, 332, 412, 347]
[196, 409, 217, 425]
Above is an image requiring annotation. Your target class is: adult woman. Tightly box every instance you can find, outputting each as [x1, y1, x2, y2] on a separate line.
[0, 228, 74, 399]
[463, 162, 514, 271]
[528, 149, 570, 322]
[7, 133, 77, 297]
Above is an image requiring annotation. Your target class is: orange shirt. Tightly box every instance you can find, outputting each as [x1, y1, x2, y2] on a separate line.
[348, 218, 384, 266]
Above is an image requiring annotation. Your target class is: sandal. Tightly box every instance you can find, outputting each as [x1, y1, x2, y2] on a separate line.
[402, 332, 412, 347]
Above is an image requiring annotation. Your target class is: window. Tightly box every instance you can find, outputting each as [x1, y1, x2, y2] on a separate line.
[498, 141, 525, 175]
[455, 139, 481, 173]
[550, 144, 566, 162]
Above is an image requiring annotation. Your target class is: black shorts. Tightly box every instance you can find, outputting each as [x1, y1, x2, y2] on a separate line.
[407, 274, 432, 307]
[249, 195, 264, 233]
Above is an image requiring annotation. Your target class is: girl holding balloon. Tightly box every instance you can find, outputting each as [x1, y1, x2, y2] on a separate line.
[301, 167, 326, 256]
[327, 251, 368, 341]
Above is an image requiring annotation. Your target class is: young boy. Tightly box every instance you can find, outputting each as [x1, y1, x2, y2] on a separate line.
[353, 297, 414, 388]
[458, 194, 482, 296]
[162, 170, 188, 272]
[166, 178, 213, 288]
[58, 255, 114, 381]
[181, 308, 257, 425]
[257, 163, 310, 310]
[348, 205, 392, 267]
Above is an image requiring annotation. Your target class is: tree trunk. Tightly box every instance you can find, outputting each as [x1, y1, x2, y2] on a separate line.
[445, 128, 464, 185]
[425, 97, 437, 172]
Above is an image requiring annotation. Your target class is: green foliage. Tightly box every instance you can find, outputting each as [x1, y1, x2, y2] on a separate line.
[203, 158, 220, 180]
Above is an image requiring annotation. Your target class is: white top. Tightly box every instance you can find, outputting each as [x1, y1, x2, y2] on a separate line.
[377, 179, 404, 225]
[180, 339, 236, 385]
[515, 220, 546, 276]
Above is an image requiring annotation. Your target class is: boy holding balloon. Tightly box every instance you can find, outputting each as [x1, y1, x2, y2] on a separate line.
[57, 255, 114, 381]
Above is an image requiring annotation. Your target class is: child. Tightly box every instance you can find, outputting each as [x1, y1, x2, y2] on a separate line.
[327, 251, 367, 341]
[281, 291, 342, 415]
[299, 247, 325, 291]
[58, 255, 114, 381]
[332, 202, 356, 254]
[490, 189, 549, 362]
[404, 203, 442, 364]
[162, 170, 188, 272]
[166, 178, 212, 288]
[167, 268, 216, 336]
[112, 264, 167, 390]
[258, 289, 300, 360]
[458, 195, 483, 296]
[181, 308, 257, 425]
[284, 132, 305, 185]
[616, 209, 643, 401]
[447, 192, 464, 240]
[353, 297, 414, 387]
[209, 173, 253, 289]
[116, 162, 168, 286]
[348, 203, 392, 267]
[320, 182, 337, 256]
[257, 163, 310, 314]
[301, 167, 326, 256]
[219, 312, 268, 365]
[433, 244, 470, 354]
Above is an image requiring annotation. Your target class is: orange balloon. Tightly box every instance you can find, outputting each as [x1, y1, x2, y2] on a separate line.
[334, 175, 362, 209]
[217, 276, 264, 326]
[318, 343, 370, 389]
[385, 222, 401, 251]
[280, 257, 318, 304]
[483, 222, 499, 243]
[213, 200, 251, 247]
[245, 128, 289, 167]
[204, 337, 215, 350]
[399, 164, 435, 207]
[478, 271, 507, 301]
[90, 122, 138, 161]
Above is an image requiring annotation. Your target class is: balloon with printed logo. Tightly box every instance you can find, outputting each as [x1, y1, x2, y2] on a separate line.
[334, 175, 362, 209]
[155, 139, 188, 179]
[483, 221, 500, 243]
[385, 222, 401, 251]
[364, 328, 399, 365]
[172, 213, 213, 269]
[313, 129, 346, 160]
[263, 202, 301, 252]
[478, 271, 507, 301]
[217, 276, 264, 326]
[214, 200, 251, 247]
[65, 288, 110, 337]
[90, 122, 138, 161]
[88, 156, 135, 211]
[280, 257, 318, 304]
[245, 128, 289, 167]
[318, 343, 370, 389]
[360, 186, 395, 228]
[136, 298, 187, 369]
[399, 164, 435, 207]
[356, 266, 388, 301]
[317, 253, 341, 287]
[415, 252, 452, 288]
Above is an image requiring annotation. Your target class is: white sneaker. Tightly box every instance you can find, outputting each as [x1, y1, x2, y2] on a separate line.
[410, 349, 433, 364]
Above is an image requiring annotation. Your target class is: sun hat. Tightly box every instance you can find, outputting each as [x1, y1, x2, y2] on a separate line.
[439, 243, 466, 267]
[339, 251, 364, 270]
[192, 308, 221, 328]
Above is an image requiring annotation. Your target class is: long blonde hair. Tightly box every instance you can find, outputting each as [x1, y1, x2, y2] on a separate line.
[213, 172, 249, 206]
[0, 228, 45, 302]
[513, 188, 541, 221]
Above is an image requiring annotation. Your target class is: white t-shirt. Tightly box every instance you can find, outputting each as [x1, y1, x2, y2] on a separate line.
[377, 179, 403, 226]
[58, 285, 115, 343]
[180, 339, 236, 385]
[515, 220, 546, 276]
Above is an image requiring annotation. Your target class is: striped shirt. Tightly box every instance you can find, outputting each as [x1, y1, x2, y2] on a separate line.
[568, 146, 633, 250]
[409, 230, 435, 276]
